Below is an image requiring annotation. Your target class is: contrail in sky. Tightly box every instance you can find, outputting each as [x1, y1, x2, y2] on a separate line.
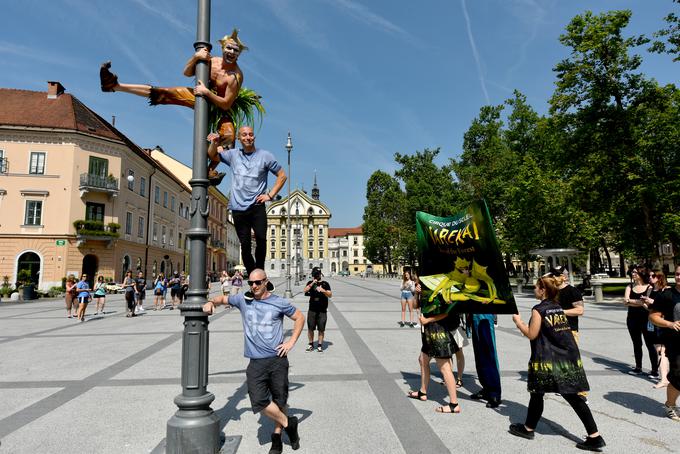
[460, 0, 490, 105]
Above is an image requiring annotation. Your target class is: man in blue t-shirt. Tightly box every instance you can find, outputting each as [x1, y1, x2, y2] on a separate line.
[205, 268, 304, 453]
[208, 126, 287, 276]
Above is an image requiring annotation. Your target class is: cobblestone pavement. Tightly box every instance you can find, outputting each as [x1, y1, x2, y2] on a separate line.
[0, 277, 678, 453]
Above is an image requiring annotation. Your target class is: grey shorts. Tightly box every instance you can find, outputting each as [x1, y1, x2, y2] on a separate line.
[307, 310, 327, 332]
[246, 356, 289, 413]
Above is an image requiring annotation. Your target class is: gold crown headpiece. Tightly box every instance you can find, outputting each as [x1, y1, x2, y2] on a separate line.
[219, 28, 248, 52]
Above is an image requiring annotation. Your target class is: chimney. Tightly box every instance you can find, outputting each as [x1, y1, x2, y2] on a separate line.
[47, 81, 65, 99]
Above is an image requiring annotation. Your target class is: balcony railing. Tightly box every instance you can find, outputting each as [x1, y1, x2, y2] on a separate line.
[0, 158, 8, 173]
[74, 220, 120, 246]
[210, 239, 225, 249]
[79, 173, 119, 196]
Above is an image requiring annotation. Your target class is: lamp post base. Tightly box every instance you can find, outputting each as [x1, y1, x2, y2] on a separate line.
[284, 290, 293, 298]
[166, 402, 220, 454]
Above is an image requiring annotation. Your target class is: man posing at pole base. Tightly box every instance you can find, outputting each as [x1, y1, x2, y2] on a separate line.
[205, 269, 304, 453]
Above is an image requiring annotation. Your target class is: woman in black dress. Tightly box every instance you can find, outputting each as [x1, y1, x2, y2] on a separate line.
[624, 266, 658, 376]
[509, 275, 605, 452]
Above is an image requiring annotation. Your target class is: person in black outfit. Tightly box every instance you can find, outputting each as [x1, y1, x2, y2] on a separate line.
[303, 267, 332, 352]
[510, 275, 605, 451]
[624, 266, 658, 376]
[649, 265, 680, 421]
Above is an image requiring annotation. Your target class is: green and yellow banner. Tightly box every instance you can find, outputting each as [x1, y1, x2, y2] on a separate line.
[416, 200, 517, 315]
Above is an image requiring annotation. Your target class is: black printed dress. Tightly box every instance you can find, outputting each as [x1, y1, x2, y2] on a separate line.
[526, 300, 590, 394]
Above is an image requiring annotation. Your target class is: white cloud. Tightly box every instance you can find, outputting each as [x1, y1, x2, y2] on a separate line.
[460, 0, 490, 105]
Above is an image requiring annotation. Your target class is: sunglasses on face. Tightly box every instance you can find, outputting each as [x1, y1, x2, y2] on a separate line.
[247, 279, 266, 287]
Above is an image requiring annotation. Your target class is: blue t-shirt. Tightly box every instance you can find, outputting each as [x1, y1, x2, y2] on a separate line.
[218, 147, 282, 211]
[228, 293, 297, 359]
[76, 280, 90, 298]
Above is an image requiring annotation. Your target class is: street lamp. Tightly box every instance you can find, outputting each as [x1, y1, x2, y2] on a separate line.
[284, 132, 293, 298]
[294, 200, 300, 286]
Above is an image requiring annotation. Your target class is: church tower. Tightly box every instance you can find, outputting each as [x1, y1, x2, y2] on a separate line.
[312, 170, 320, 201]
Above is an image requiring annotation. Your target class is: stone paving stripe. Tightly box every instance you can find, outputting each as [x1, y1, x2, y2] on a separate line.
[328, 301, 451, 454]
[0, 310, 231, 439]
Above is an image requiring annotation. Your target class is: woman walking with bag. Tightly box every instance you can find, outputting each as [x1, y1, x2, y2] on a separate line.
[509, 275, 605, 451]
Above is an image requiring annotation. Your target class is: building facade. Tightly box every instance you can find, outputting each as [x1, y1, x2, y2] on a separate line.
[265, 188, 331, 279]
[150, 147, 240, 276]
[0, 82, 191, 290]
[328, 226, 385, 275]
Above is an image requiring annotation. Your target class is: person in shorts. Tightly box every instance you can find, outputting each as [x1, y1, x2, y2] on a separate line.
[93, 275, 107, 315]
[303, 267, 332, 352]
[204, 269, 305, 453]
[123, 271, 136, 317]
[406, 302, 462, 414]
[75, 274, 91, 322]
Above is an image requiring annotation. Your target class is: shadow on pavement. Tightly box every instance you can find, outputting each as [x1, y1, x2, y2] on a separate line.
[603, 391, 663, 417]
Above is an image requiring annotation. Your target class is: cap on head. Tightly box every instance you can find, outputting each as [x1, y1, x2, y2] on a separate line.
[219, 28, 248, 53]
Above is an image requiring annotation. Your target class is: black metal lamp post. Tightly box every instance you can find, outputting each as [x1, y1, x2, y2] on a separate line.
[165, 0, 221, 451]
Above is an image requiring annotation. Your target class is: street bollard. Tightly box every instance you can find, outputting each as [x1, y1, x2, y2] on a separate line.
[592, 281, 604, 303]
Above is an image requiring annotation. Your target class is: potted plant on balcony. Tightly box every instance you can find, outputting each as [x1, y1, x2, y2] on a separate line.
[17, 269, 36, 301]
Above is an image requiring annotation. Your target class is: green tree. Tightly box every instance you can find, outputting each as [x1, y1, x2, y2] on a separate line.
[393, 149, 460, 265]
[649, 0, 680, 61]
[362, 170, 403, 273]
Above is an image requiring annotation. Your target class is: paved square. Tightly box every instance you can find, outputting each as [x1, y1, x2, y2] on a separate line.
[0, 277, 678, 453]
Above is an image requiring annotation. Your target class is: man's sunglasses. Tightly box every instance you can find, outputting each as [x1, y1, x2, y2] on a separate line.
[247, 279, 266, 287]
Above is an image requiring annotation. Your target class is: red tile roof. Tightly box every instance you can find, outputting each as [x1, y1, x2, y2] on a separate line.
[328, 226, 363, 237]
[0, 87, 119, 140]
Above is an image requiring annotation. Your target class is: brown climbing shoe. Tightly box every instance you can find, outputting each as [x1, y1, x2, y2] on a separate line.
[208, 171, 226, 186]
[100, 61, 119, 92]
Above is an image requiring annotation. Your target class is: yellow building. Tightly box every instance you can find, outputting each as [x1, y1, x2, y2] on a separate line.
[0, 82, 191, 290]
[266, 188, 331, 279]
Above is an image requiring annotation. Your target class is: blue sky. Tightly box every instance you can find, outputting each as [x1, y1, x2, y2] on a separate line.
[1, 0, 677, 226]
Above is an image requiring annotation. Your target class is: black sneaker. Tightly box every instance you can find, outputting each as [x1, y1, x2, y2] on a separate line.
[316, 345, 323, 353]
[244, 291, 254, 301]
[305, 344, 314, 352]
[486, 397, 502, 408]
[628, 368, 643, 375]
[284, 415, 300, 450]
[509, 423, 534, 440]
[266, 281, 275, 292]
[469, 391, 487, 401]
[576, 435, 606, 452]
[100, 61, 119, 92]
[269, 433, 283, 454]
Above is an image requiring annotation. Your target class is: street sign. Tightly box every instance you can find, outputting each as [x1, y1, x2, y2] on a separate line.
[56, 240, 66, 246]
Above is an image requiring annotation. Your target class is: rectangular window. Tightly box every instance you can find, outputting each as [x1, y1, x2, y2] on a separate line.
[353, 237, 358, 245]
[140, 177, 146, 197]
[271, 240, 276, 248]
[343, 250, 347, 257]
[319, 251, 324, 259]
[271, 263, 275, 270]
[178, 232, 183, 249]
[85, 202, 105, 222]
[127, 169, 134, 190]
[308, 251, 313, 259]
[271, 227, 275, 236]
[0, 150, 6, 173]
[24, 200, 42, 225]
[125, 212, 133, 235]
[88, 156, 108, 177]
[163, 191, 168, 208]
[29, 152, 46, 174]
[162, 225, 167, 244]
[281, 252, 286, 260]
[154, 186, 160, 204]
[271, 251, 275, 259]
[353, 250, 358, 257]
[138, 217, 144, 238]
[171, 196, 175, 212]
[179, 202, 184, 216]
[308, 240, 313, 249]
[153, 222, 158, 241]
[319, 240, 324, 248]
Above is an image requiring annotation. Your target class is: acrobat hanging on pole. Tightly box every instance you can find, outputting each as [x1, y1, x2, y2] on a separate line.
[99, 28, 264, 185]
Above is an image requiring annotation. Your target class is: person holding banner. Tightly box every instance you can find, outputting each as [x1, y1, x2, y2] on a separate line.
[407, 282, 462, 414]
[510, 275, 605, 451]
